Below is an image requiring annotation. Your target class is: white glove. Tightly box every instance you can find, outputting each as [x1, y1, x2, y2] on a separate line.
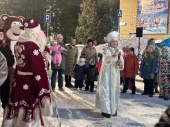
[117, 60, 123, 66]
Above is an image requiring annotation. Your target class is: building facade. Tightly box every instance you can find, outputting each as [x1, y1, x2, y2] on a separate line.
[120, 0, 170, 40]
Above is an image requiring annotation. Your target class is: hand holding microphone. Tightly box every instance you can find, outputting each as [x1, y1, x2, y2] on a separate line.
[118, 52, 121, 60]
[117, 52, 122, 66]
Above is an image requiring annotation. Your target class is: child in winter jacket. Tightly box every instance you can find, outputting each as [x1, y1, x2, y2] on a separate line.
[140, 45, 158, 97]
[121, 47, 139, 94]
[85, 59, 99, 92]
[73, 58, 87, 90]
[50, 42, 67, 66]
[96, 53, 103, 73]
[158, 47, 170, 100]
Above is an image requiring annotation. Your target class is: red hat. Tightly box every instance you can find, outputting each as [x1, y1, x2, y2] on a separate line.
[23, 18, 41, 33]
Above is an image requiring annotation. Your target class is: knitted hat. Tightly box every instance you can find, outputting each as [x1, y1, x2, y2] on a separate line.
[23, 18, 41, 33]
[87, 39, 93, 44]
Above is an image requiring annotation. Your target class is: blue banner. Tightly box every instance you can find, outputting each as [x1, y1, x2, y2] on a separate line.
[137, 0, 169, 34]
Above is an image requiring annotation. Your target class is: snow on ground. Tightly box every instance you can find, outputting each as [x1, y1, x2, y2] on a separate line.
[43, 81, 169, 127]
[0, 81, 169, 127]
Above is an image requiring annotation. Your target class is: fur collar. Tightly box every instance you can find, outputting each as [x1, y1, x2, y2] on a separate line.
[70, 44, 75, 49]
[107, 47, 121, 55]
[85, 44, 95, 48]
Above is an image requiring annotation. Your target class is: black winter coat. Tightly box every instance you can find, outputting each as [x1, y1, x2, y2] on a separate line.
[0, 42, 14, 67]
[85, 65, 99, 81]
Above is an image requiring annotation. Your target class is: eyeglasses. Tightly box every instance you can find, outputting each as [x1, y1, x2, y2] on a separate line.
[162, 51, 168, 52]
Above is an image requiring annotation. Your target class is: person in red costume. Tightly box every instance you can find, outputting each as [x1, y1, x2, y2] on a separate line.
[2, 18, 53, 127]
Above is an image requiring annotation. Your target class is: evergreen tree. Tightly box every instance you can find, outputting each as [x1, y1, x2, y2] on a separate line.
[76, 0, 119, 44]
[0, 0, 80, 42]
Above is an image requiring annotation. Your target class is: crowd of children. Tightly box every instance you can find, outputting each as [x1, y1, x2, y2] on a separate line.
[72, 54, 101, 92]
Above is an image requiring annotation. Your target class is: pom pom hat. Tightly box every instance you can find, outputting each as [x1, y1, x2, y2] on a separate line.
[23, 18, 41, 33]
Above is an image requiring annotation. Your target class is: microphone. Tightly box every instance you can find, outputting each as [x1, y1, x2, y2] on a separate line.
[118, 52, 121, 60]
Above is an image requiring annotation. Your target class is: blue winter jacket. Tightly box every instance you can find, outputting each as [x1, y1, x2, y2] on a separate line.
[140, 55, 158, 79]
[74, 64, 87, 80]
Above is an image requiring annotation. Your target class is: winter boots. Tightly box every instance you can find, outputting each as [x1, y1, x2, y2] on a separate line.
[154, 84, 159, 93]
[101, 112, 111, 118]
[121, 85, 136, 94]
[65, 75, 73, 88]
[101, 110, 117, 118]
[121, 85, 128, 93]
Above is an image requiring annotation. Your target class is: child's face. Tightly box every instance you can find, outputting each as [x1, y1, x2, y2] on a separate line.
[79, 58, 85, 63]
[149, 40, 155, 45]
[162, 49, 168, 56]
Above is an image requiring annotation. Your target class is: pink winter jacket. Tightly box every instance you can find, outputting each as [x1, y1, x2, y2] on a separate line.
[50, 44, 66, 65]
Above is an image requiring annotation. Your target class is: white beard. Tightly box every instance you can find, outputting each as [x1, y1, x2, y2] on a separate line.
[18, 32, 46, 52]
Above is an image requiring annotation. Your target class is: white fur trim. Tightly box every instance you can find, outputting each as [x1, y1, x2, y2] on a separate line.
[40, 97, 53, 116]
[25, 24, 41, 34]
[18, 32, 46, 52]
[10, 41, 17, 68]
[3, 107, 42, 127]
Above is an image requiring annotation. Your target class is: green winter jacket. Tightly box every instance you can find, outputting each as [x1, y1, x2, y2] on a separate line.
[63, 44, 78, 75]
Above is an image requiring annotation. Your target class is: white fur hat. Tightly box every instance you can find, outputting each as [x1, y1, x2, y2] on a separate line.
[106, 31, 120, 43]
